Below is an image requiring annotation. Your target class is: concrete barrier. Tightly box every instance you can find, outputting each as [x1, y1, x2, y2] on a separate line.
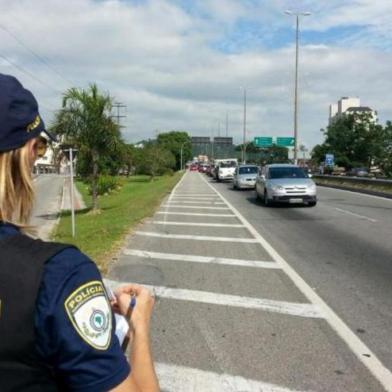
[313, 175, 392, 199]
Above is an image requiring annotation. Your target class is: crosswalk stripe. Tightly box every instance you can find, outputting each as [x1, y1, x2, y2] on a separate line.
[135, 231, 258, 243]
[155, 362, 307, 392]
[157, 211, 236, 217]
[123, 249, 280, 269]
[162, 205, 230, 210]
[103, 279, 324, 319]
[166, 200, 225, 204]
[152, 221, 244, 228]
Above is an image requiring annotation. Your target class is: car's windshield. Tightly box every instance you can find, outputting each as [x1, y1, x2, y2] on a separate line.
[269, 167, 308, 179]
[239, 166, 258, 174]
[220, 161, 237, 168]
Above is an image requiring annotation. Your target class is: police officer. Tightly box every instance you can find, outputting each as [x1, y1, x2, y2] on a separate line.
[0, 73, 159, 392]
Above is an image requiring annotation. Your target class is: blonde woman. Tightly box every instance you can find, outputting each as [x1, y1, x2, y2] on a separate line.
[0, 74, 159, 392]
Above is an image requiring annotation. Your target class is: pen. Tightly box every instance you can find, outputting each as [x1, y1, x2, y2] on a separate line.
[121, 295, 136, 352]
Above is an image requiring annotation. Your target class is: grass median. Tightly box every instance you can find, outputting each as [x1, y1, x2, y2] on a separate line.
[53, 173, 182, 273]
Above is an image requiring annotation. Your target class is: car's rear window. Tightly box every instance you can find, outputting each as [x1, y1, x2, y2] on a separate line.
[220, 161, 237, 168]
[239, 166, 258, 174]
[269, 167, 307, 179]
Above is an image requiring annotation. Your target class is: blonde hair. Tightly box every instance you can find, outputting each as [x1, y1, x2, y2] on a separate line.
[0, 143, 34, 227]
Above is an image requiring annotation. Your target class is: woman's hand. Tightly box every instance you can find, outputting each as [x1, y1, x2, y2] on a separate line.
[113, 284, 155, 332]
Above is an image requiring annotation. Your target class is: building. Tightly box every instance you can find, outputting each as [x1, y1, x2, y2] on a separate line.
[329, 97, 378, 124]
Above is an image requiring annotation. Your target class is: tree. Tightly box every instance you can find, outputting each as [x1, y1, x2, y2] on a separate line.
[157, 131, 191, 170]
[143, 144, 176, 180]
[51, 84, 121, 210]
[314, 112, 385, 170]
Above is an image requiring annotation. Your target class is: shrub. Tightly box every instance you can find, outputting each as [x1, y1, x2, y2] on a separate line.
[89, 175, 121, 196]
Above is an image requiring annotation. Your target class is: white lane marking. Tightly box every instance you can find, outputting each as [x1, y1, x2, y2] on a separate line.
[104, 279, 323, 319]
[124, 249, 280, 269]
[135, 231, 258, 243]
[334, 207, 377, 223]
[200, 174, 392, 391]
[152, 221, 245, 228]
[162, 204, 230, 210]
[162, 172, 187, 225]
[157, 211, 236, 217]
[320, 185, 392, 202]
[166, 200, 225, 205]
[155, 362, 308, 392]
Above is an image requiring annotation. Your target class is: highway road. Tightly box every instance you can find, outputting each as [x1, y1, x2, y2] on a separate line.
[109, 171, 392, 392]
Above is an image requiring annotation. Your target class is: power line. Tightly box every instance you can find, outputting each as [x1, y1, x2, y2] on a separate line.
[0, 53, 62, 95]
[0, 24, 74, 86]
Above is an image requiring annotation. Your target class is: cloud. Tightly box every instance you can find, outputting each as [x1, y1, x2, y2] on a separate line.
[0, 0, 392, 150]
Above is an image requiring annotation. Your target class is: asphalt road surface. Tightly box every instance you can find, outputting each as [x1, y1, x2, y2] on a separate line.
[109, 171, 392, 392]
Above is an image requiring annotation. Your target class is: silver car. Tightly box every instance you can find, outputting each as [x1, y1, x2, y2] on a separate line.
[233, 165, 258, 189]
[255, 164, 317, 206]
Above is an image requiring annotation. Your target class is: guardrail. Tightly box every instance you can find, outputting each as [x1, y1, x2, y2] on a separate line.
[313, 175, 392, 185]
[312, 175, 392, 199]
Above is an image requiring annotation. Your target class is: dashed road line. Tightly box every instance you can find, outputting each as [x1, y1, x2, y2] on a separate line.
[104, 279, 324, 319]
[123, 249, 280, 269]
[157, 211, 236, 217]
[199, 173, 392, 392]
[135, 231, 258, 243]
[155, 362, 309, 392]
[152, 221, 244, 228]
[334, 207, 377, 223]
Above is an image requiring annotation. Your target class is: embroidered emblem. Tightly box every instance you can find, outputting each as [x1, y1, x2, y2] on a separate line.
[26, 115, 41, 132]
[64, 281, 112, 350]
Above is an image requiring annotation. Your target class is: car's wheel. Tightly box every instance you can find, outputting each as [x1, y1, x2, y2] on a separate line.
[307, 201, 317, 207]
[233, 182, 237, 190]
[264, 190, 271, 206]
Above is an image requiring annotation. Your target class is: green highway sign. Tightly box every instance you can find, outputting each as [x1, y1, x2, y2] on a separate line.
[254, 137, 273, 147]
[276, 137, 295, 147]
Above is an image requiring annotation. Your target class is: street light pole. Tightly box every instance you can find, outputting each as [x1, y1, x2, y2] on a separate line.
[285, 10, 311, 164]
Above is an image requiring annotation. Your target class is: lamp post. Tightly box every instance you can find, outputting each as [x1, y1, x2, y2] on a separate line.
[285, 10, 311, 164]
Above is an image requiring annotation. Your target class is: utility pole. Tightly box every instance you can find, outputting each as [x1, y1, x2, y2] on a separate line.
[225, 112, 229, 137]
[112, 102, 126, 128]
[285, 10, 311, 164]
[242, 88, 247, 164]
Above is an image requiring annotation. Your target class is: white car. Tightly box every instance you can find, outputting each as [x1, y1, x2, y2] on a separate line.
[233, 165, 258, 189]
[215, 159, 238, 181]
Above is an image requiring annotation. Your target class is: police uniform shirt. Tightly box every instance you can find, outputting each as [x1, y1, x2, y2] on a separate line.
[0, 223, 130, 391]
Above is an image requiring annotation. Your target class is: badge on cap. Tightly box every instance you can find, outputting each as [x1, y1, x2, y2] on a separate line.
[26, 115, 41, 133]
[64, 281, 112, 350]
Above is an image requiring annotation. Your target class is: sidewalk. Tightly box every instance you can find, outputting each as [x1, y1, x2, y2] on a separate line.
[32, 174, 85, 240]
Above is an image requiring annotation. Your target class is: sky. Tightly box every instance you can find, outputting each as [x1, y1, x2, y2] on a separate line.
[1, 0, 392, 150]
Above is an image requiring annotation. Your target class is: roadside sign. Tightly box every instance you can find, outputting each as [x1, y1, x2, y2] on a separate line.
[276, 137, 295, 147]
[254, 137, 273, 147]
[325, 153, 334, 167]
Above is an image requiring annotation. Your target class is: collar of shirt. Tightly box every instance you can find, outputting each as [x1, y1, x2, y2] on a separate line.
[0, 221, 21, 239]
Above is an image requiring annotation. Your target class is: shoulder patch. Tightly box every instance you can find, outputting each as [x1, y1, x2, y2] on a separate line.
[64, 280, 112, 350]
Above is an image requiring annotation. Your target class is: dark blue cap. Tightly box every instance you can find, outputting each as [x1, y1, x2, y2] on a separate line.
[0, 73, 56, 153]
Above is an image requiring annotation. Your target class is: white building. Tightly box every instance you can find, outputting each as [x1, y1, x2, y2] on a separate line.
[329, 97, 378, 124]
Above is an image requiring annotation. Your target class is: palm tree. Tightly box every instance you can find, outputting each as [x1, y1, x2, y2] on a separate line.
[51, 84, 121, 210]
